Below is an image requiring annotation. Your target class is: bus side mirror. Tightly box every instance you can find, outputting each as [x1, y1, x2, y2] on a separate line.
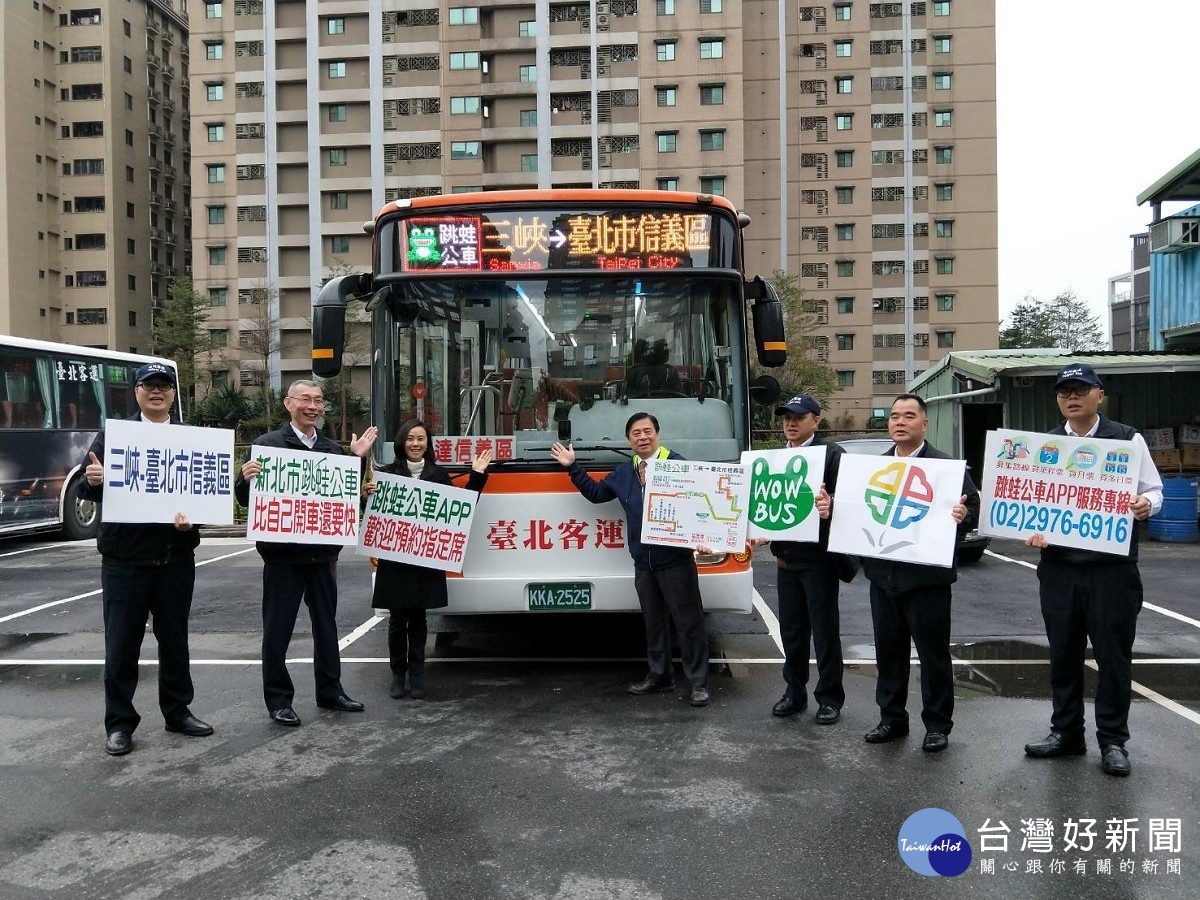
[750, 374, 781, 407]
[747, 276, 787, 368]
[312, 273, 371, 377]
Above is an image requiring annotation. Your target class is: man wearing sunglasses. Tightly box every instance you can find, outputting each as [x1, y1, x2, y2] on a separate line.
[1023, 364, 1163, 777]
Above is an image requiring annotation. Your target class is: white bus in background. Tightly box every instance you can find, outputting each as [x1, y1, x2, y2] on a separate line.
[0, 335, 180, 540]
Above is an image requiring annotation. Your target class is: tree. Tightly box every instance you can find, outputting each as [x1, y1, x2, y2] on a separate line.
[151, 277, 212, 417]
[999, 291, 1104, 351]
[238, 281, 280, 405]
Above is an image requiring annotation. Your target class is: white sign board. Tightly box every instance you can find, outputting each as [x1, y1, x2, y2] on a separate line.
[641, 459, 750, 553]
[740, 446, 827, 542]
[356, 472, 480, 573]
[979, 428, 1139, 556]
[100, 418, 235, 525]
[245, 446, 361, 546]
[827, 454, 965, 568]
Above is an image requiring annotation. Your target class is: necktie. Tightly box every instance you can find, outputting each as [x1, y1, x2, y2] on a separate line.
[637, 459, 647, 486]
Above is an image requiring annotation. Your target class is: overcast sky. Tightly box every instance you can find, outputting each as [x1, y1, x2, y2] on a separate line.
[996, 0, 1200, 340]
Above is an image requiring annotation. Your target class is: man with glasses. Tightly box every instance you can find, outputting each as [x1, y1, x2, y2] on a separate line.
[235, 379, 378, 727]
[1023, 364, 1162, 776]
[82, 363, 213, 756]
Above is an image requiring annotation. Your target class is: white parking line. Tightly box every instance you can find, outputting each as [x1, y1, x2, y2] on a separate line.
[0, 541, 92, 559]
[338, 614, 384, 651]
[752, 589, 785, 656]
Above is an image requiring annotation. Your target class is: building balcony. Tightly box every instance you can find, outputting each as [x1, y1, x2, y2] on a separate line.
[147, 53, 160, 72]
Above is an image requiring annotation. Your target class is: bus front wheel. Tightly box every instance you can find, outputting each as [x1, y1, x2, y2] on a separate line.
[62, 477, 99, 541]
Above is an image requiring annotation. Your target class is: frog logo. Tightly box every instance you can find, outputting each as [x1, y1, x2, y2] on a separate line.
[407, 225, 441, 266]
[749, 455, 816, 531]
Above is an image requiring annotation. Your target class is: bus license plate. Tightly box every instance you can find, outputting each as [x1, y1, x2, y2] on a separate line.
[527, 582, 592, 611]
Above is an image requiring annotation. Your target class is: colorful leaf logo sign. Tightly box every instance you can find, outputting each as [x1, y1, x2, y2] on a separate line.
[749, 456, 816, 531]
[865, 461, 934, 529]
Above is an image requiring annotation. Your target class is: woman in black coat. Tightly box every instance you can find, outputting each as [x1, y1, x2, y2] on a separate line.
[370, 419, 490, 699]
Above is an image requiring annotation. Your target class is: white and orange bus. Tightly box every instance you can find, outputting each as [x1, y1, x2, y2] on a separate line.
[313, 190, 786, 614]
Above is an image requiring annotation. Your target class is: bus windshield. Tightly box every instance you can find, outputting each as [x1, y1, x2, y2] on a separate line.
[372, 274, 747, 467]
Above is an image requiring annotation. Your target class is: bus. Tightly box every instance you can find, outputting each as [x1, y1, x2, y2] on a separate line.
[0, 336, 180, 540]
[312, 190, 786, 614]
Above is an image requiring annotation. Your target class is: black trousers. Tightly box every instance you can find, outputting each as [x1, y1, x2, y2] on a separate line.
[777, 562, 845, 709]
[633, 563, 709, 688]
[101, 556, 196, 735]
[262, 560, 343, 710]
[1038, 559, 1142, 747]
[869, 582, 954, 734]
[387, 609, 428, 675]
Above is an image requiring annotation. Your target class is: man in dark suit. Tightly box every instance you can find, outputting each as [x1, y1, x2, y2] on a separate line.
[765, 393, 848, 725]
[860, 393, 979, 753]
[235, 379, 378, 727]
[1023, 364, 1162, 777]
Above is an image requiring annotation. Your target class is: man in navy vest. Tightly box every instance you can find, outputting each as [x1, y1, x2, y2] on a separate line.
[1023, 364, 1162, 777]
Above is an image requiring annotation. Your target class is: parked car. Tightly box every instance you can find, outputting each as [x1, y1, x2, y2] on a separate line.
[833, 436, 990, 563]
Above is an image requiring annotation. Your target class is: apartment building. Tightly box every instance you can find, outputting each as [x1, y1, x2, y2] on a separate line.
[188, 0, 996, 424]
[0, 0, 191, 351]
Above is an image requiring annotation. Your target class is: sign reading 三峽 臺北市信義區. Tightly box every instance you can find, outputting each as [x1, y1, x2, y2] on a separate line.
[100, 418, 235, 525]
[641, 459, 750, 554]
[246, 446, 361, 545]
[827, 454, 965, 568]
[355, 471, 479, 573]
[978, 428, 1140, 556]
[739, 446, 826, 543]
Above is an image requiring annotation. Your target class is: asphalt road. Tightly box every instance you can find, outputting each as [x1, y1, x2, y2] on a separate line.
[0, 533, 1198, 899]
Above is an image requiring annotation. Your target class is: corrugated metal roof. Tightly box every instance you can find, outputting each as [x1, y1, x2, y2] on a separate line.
[910, 349, 1200, 392]
[1138, 147, 1200, 205]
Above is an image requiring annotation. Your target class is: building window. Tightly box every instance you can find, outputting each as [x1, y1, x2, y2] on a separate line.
[836, 369, 855, 387]
[207, 164, 225, 183]
[519, 21, 536, 37]
[450, 96, 481, 115]
[126, 202, 135, 219]
[935, 219, 954, 238]
[327, 17, 345, 34]
[329, 191, 349, 210]
[934, 109, 952, 127]
[76, 306, 107, 322]
[834, 40, 852, 57]
[836, 223, 854, 241]
[657, 0, 675, 13]
[519, 109, 537, 127]
[700, 0, 723, 10]
[835, 114, 853, 131]
[657, 177, 679, 191]
[836, 333, 854, 351]
[933, 1, 951, 15]
[124, 92, 133, 110]
[836, 297, 854, 314]
[208, 205, 226, 225]
[205, 2, 222, 18]
[836, 186, 854, 204]
[657, 87, 677, 107]
[936, 293, 955, 311]
[449, 52, 480, 70]
[206, 124, 224, 142]
[657, 132, 678, 153]
[935, 182, 954, 201]
[835, 76, 853, 94]
[836, 260, 854, 277]
[209, 246, 227, 265]
[206, 82, 224, 101]
[936, 330, 955, 348]
[834, 3, 852, 20]
[328, 104, 347, 123]
[836, 150, 854, 167]
[700, 130, 725, 151]
[934, 72, 952, 91]
[329, 148, 347, 166]
[656, 42, 676, 62]
[936, 257, 954, 274]
[933, 35, 951, 53]
[209, 329, 228, 348]
[700, 176, 725, 196]
[331, 235, 351, 254]
[127, 239, 136, 254]
[124, 56, 132, 73]
[328, 61, 347, 78]
[934, 145, 953, 164]
[519, 65, 537, 82]
[209, 287, 227, 307]
[449, 7, 480, 26]
[204, 41, 223, 60]
[520, 154, 538, 173]
[127, 275, 136, 293]
[700, 40, 724, 60]
[451, 141, 481, 160]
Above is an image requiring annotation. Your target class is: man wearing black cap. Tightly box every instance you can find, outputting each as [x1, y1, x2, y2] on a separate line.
[81, 362, 214, 756]
[1023, 364, 1162, 777]
[763, 394, 848, 725]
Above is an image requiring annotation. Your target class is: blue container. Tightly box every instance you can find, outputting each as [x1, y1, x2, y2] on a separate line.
[1147, 476, 1200, 543]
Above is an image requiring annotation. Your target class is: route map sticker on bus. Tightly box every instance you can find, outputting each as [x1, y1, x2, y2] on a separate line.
[356, 471, 479, 573]
[978, 427, 1139, 556]
[245, 447, 361, 546]
[641, 459, 750, 554]
[740, 446, 827, 543]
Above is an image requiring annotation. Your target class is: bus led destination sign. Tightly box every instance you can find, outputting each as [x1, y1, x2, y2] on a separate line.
[401, 209, 716, 273]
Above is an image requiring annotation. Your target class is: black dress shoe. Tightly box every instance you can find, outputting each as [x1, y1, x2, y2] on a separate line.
[318, 693, 365, 712]
[1024, 730, 1086, 758]
[627, 676, 674, 695]
[165, 714, 214, 737]
[1101, 744, 1131, 777]
[864, 722, 909, 743]
[814, 705, 841, 725]
[922, 732, 949, 752]
[389, 674, 409, 699]
[771, 694, 807, 717]
[105, 731, 132, 756]
[689, 687, 710, 707]
[269, 707, 301, 727]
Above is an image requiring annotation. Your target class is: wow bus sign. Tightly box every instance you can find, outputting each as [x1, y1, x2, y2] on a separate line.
[246, 447, 361, 545]
[979, 428, 1139, 556]
[739, 446, 826, 543]
[356, 472, 479, 573]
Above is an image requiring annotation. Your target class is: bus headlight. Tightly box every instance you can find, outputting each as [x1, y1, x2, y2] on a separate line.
[695, 551, 729, 566]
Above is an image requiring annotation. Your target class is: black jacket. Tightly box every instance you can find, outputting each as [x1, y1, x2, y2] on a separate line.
[860, 441, 980, 593]
[80, 413, 202, 564]
[770, 435, 846, 569]
[1041, 415, 1141, 566]
[371, 461, 488, 611]
[234, 423, 361, 564]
